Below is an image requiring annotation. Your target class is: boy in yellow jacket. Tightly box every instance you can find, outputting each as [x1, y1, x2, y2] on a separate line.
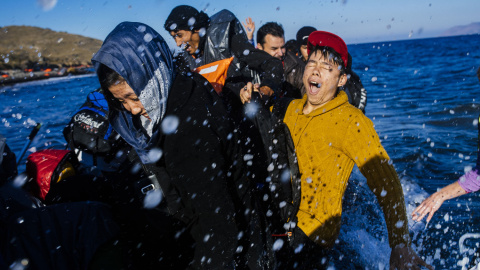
[241, 31, 432, 269]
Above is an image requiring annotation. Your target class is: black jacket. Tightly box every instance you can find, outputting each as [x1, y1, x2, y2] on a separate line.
[161, 73, 274, 269]
[283, 51, 305, 99]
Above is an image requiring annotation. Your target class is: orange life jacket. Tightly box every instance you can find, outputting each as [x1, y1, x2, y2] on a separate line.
[194, 57, 234, 94]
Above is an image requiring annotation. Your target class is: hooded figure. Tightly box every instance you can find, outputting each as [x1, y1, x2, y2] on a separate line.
[92, 22, 174, 163]
[92, 22, 274, 269]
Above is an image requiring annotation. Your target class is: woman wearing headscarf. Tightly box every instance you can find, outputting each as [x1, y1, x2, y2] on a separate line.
[92, 22, 273, 269]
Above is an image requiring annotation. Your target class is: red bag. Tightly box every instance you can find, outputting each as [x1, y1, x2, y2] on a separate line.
[26, 149, 75, 200]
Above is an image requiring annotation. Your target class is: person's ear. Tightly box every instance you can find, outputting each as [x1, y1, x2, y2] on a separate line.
[257, 43, 263, 50]
[338, 73, 347, 87]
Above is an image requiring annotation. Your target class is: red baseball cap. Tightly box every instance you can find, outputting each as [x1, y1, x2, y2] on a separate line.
[307, 31, 348, 68]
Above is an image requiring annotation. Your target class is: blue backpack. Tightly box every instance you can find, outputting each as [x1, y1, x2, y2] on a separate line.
[63, 89, 117, 160]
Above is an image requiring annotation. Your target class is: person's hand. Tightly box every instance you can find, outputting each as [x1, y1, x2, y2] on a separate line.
[411, 181, 466, 223]
[242, 17, 255, 41]
[240, 82, 253, 104]
[411, 192, 447, 223]
[390, 244, 434, 270]
[258, 85, 274, 97]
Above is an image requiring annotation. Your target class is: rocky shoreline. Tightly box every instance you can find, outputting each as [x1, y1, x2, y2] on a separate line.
[0, 66, 95, 86]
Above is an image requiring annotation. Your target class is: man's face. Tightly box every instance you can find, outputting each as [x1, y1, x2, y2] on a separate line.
[170, 30, 201, 55]
[257, 34, 286, 60]
[299, 44, 308, 62]
[303, 50, 347, 112]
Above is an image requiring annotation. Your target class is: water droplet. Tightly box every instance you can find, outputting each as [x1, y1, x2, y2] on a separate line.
[203, 234, 210, 242]
[137, 25, 146, 32]
[243, 154, 254, 161]
[143, 33, 153, 43]
[38, 0, 57, 11]
[267, 163, 274, 172]
[13, 174, 27, 188]
[161, 115, 179, 134]
[244, 102, 259, 119]
[294, 243, 304, 254]
[130, 162, 142, 174]
[280, 169, 290, 183]
[9, 258, 29, 270]
[273, 239, 284, 250]
[143, 189, 163, 209]
[199, 28, 206, 37]
[147, 148, 163, 163]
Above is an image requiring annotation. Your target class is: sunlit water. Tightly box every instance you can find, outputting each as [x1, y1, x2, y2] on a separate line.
[1, 35, 480, 269]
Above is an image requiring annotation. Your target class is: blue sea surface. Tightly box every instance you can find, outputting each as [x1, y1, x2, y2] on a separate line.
[1, 35, 480, 269]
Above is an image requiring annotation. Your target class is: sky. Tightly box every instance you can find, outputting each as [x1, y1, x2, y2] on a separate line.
[1, 0, 480, 48]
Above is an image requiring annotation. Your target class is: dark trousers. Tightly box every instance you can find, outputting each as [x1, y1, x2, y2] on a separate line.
[276, 227, 329, 270]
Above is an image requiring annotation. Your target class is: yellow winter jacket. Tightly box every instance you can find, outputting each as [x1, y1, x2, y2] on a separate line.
[283, 91, 410, 249]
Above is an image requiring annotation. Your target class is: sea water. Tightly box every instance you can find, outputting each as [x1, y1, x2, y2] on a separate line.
[1, 35, 480, 269]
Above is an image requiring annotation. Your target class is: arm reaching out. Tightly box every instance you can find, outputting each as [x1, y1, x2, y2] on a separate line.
[412, 181, 467, 223]
[242, 17, 255, 43]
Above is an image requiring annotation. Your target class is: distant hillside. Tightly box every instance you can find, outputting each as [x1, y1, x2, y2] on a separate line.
[0, 25, 102, 70]
[441, 22, 480, 37]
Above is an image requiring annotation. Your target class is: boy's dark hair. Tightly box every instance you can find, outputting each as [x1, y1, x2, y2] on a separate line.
[285, 39, 299, 54]
[257, 22, 284, 46]
[96, 64, 126, 111]
[307, 45, 347, 75]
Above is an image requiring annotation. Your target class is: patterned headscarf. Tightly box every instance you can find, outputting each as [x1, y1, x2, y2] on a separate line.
[92, 22, 175, 164]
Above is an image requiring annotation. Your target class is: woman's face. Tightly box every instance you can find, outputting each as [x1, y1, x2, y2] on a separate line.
[108, 81, 150, 119]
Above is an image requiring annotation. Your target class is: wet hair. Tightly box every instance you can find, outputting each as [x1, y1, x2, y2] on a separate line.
[257, 22, 284, 46]
[285, 39, 299, 55]
[96, 64, 125, 111]
[164, 5, 210, 32]
[307, 45, 347, 75]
